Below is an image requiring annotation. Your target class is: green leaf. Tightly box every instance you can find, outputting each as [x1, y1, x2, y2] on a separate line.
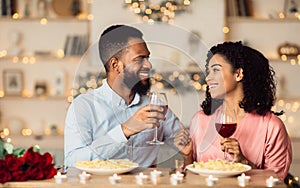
[0, 141, 5, 159]
[4, 143, 14, 154]
[13, 148, 26, 157]
[32, 145, 41, 153]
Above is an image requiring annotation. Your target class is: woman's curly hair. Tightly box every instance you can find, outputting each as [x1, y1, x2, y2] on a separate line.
[201, 41, 277, 115]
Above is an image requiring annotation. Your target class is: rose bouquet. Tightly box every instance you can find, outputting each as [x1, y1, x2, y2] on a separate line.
[0, 139, 57, 183]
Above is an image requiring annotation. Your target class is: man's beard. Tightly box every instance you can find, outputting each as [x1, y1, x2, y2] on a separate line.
[123, 69, 150, 95]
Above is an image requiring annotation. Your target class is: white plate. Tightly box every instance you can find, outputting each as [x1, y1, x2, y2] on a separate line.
[186, 164, 251, 177]
[75, 164, 139, 175]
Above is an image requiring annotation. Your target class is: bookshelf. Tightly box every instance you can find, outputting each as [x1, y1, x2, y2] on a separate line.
[0, 0, 91, 138]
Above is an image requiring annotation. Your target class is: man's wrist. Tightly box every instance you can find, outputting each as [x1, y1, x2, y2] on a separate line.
[121, 124, 134, 138]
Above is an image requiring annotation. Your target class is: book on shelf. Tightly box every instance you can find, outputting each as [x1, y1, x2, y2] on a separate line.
[1, 0, 17, 17]
[227, 0, 253, 17]
[63, 34, 88, 57]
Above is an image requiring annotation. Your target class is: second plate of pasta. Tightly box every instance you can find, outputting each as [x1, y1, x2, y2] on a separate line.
[75, 159, 139, 175]
[186, 159, 251, 177]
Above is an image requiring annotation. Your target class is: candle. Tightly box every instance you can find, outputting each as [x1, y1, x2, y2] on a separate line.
[237, 173, 251, 187]
[54, 172, 67, 184]
[205, 175, 218, 186]
[170, 173, 184, 185]
[150, 170, 162, 184]
[79, 171, 91, 183]
[265, 176, 279, 187]
[135, 172, 148, 185]
[109, 173, 121, 185]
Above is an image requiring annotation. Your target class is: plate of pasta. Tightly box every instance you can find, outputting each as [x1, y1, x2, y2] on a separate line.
[75, 159, 139, 175]
[186, 159, 251, 177]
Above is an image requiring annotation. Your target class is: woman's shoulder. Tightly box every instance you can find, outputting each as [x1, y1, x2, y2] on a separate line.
[245, 112, 285, 129]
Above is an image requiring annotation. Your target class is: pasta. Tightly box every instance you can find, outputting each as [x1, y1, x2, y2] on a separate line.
[192, 159, 247, 171]
[75, 159, 138, 169]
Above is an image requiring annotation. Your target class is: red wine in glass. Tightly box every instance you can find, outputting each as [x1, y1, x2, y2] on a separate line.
[215, 107, 237, 159]
[215, 123, 237, 138]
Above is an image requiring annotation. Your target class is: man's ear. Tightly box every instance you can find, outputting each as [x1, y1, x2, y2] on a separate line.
[235, 68, 244, 82]
[109, 57, 120, 73]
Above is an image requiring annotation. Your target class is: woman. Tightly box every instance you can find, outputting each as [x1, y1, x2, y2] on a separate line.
[175, 41, 292, 180]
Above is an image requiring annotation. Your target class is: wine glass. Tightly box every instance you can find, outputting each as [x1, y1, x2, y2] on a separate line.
[146, 92, 168, 145]
[215, 106, 237, 159]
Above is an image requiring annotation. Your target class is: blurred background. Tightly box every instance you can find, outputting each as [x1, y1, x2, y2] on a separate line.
[0, 0, 299, 175]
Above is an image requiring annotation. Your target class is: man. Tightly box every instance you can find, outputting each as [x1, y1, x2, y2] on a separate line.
[64, 25, 181, 167]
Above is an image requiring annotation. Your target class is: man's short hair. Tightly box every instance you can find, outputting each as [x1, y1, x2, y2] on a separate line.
[98, 25, 144, 71]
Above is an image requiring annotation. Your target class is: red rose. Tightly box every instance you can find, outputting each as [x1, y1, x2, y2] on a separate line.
[26, 164, 44, 180]
[43, 165, 57, 179]
[11, 170, 27, 181]
[23, 147, 42, 166]
[0, 159, 12, 183]
[42, 152, 53, 166]
[5, 154, 24, 172]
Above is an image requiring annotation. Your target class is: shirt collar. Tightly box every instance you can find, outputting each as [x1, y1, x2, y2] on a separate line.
[101, 79, 142, 107]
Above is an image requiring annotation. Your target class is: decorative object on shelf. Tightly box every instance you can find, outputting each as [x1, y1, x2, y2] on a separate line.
[70, 0, 81, 16]
[34, 81, 48, 97]
[277, 42, 300, 58]
[7, 31, 23, 57]
[54, 70, 65, 96]
[52, 0, 81, 17]
[0, 141, 57, 183]
[124, 0, 191, 23]
[37, 0, 49, 18]
[24, 0, 31, 18]
[284, 0, 300, 18]
[3, 69, 23, 96]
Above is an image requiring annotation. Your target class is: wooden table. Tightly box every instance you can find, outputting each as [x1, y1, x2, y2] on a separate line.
[2, 168, 286, 188]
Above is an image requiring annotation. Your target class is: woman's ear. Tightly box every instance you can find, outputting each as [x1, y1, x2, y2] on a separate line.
[235, 68, 244, 82]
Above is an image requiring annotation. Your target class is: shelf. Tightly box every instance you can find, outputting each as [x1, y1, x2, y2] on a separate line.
[0, 96, 67, 101]
[0, 55, 83, 63]
[0, 17, 90, 22]
[227, 17, 300, 23]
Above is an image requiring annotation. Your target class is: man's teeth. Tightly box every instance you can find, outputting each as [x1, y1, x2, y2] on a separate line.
[209, 84, 217, 89]
[140, 72, 149, 77]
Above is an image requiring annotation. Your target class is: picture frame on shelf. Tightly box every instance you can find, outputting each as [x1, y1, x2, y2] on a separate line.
[3, 69, 23, 96]
[284, 0, 300, 18]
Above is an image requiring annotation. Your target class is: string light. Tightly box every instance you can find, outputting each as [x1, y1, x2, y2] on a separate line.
[124, 0, 191, 23]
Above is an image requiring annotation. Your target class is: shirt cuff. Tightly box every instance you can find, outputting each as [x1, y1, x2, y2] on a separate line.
[107, 124, 128, 143]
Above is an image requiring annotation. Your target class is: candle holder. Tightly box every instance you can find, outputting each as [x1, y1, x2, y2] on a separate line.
[54, 172, 67, 184]
[205, 175, 218, 186]
[265, 176, 279, 187]
[109, 173, 122, 185]
[78, 171, 91, 183]
[237, 173, 251, 187]
[135, 172, 148, 185]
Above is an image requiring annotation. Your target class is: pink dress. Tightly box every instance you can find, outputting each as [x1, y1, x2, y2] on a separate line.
[190, 110, 292, 180]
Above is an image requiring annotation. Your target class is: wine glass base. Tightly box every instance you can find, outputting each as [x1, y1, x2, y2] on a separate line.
[146, 140, 164, 145]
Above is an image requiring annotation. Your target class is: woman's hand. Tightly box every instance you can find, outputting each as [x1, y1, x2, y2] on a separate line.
[220, 138, 247, 163]
[174, 124, 193, 156]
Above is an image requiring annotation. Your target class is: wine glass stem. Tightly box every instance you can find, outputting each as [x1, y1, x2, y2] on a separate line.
[154, 127, 158, 141]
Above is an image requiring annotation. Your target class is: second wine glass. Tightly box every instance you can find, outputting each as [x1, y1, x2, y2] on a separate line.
[146, 92, 168, 145]
[215, 106, 237, 159]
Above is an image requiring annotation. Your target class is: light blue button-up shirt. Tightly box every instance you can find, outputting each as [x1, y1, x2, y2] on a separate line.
[64, 80, 181, 167]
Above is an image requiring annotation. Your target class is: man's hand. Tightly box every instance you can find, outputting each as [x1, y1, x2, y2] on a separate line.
[121, 105, 165, 137]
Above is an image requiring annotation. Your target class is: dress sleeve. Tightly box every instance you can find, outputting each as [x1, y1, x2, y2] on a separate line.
[264, 114, 292, 180]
